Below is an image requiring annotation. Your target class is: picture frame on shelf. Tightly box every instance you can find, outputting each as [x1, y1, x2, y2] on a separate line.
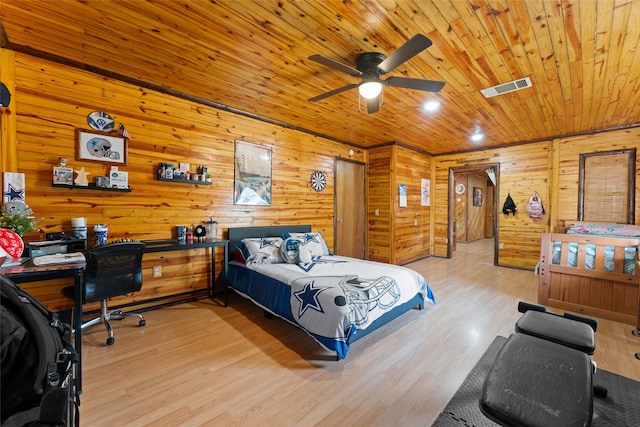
[76, 128, 127, 165]
[52, 167, 74, 185]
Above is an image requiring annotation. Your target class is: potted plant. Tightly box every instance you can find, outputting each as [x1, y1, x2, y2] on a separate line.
[205, 172, 212, 183]
[0, 212, 38, 237]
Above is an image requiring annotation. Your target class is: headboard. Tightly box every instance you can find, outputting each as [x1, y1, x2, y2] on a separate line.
[228, 224, 312, 261]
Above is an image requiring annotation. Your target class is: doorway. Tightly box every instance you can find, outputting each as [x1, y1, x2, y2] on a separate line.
[334, 158, 366, 258]
[447, 163, 499, 264]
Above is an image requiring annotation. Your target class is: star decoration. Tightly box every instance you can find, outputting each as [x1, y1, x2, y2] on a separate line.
[74, 167, 91, 186]
[259, 238, 280, 249]
[4, 183, 25, 202]
[294, 280, 328, 317]
[301, 233, 320, 245]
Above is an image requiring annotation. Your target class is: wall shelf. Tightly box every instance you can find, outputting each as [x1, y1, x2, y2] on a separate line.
[51, 182, 131, 192]
[157, 177, 211, 185]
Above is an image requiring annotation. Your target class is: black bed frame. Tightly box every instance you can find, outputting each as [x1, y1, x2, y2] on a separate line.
[227, 224, 311, 262]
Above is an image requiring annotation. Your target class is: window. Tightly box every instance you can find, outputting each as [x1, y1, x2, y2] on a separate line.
[578, 149, 636, 224]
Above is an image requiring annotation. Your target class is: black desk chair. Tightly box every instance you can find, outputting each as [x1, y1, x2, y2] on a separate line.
[64, 242, 146, 346]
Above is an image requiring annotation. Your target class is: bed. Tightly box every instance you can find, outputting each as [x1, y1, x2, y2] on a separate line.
[226, 225, 435, 359]
[538, 222, 640, 330]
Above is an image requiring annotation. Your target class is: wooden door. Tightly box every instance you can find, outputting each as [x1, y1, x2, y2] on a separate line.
[335, 158, 366, 258]
[484, 185, 495, 238]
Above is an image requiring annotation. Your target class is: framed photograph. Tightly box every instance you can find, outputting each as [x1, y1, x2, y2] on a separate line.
[473, 187, 483, 207]
[76, 129, 127, 165]
[234, 140, 272, 205]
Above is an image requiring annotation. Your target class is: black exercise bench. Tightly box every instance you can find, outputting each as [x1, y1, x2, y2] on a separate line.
[480, 302, 602, 427]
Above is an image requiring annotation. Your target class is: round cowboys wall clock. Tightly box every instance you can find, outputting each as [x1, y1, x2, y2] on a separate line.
[310, 170, 327, 192]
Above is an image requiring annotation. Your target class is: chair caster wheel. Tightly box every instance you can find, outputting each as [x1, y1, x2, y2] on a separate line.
[106, 337, 115, 346]
[139, 319, 146, 327]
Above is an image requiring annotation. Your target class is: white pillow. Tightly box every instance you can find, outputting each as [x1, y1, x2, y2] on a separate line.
[236, 237, 283, 265]
[281, 232, 330, 257]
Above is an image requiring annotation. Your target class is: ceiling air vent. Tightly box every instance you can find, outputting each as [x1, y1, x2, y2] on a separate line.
[480, 77, 532, 98]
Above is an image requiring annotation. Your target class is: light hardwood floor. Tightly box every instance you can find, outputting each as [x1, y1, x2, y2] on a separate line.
[80, 239, 640, 426]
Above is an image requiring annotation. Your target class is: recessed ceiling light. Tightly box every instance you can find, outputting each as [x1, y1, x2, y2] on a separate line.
[423, 100, 440, 112]
[471, 132, 484, 142]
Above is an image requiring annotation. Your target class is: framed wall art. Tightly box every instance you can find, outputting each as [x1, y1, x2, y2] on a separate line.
[399, 183, 407, 207]
[234, 139, 272, 205]
[76, 129, 127, 165]
[473, 187, 483, 207]
[421, 178, 431, 206]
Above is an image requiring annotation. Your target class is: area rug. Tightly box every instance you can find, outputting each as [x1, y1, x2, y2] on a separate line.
[432, 335, 640, 426]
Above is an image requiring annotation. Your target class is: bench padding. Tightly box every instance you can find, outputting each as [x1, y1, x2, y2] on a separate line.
[516, 310, 595, 354]
[480, 333, 593, 427]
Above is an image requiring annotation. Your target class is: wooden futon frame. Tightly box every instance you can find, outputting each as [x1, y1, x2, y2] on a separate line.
[538, 232, 640, 330]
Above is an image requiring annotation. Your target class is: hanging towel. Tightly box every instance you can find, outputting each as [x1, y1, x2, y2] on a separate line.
[2, 172, 25, 204]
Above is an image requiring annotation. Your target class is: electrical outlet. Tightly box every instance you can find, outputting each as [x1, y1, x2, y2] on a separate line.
[153, 265, 162, 278]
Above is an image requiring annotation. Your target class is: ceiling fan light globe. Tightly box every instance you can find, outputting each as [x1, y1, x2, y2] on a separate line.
[358, 81, 383, 99]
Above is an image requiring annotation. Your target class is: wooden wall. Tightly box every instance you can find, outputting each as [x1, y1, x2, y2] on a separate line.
[435, 142, 552, 268]
[3, 50, 363, 311]
[393, 146, 431, 265]
[367, 146, 393, 262]
[366, 145, 431, 264]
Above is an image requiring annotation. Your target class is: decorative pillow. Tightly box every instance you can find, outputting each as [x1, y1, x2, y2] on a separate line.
[295, 245, 314, 271]
[279, 237, 304, 264]
[281, 232, 330, 257]
[236, 237, 283, 265]
[233, 249, 246, 264]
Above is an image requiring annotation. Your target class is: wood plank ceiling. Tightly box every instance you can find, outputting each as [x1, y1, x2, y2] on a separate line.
[1, 0, 639, 155]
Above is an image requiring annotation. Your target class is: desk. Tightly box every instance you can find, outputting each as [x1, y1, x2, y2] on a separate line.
[1, 261, 85, 400]
[142, 239, 229, 305]
[0, 240, 228, 400]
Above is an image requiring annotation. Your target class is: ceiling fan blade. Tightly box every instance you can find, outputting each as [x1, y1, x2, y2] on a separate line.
[366, 96, 380, 114]
[308, 84, 358, 102]
[377, 34, 433, 74]
[385, 76, 445, 92]
[308, 54, 362, 77]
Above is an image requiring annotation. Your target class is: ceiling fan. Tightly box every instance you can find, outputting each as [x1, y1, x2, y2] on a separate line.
[308, 34, 445, 114]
